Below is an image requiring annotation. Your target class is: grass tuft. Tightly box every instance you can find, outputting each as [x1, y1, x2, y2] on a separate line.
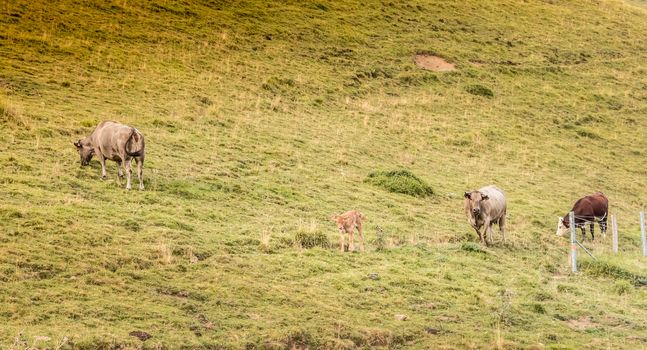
[460, 242, 487, 254]
[294, 231, 330, 249]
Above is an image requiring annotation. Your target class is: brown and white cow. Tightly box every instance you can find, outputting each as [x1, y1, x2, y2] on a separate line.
[556, 192, 608, 241]
[74, 121, 145, 190]
[333, 210, 366, 252]
[464, 185, 507, 246]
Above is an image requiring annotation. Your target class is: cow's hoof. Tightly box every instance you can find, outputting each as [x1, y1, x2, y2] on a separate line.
[139, 186, 144, 191]
[101, 175, 107, 180]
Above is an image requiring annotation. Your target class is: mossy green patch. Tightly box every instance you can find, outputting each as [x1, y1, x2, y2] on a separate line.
[364, 170, 433, 197]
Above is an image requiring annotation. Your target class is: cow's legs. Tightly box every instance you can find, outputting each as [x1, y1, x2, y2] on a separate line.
[124, 159, 133, 190]
[600, 218, 607, 239]
[499, 215, 506, 244]
[116, 160, 124, 178]
[348, 229, 355, 252]
[357, 223, 365, 252]
[472, 226, 484, 245]
[484, 219, 492, 246]
[99, 155, 107, 179]
[589, 221, 595, 241]
[580, 225, 587, 241]
[136, 156, 144, 190]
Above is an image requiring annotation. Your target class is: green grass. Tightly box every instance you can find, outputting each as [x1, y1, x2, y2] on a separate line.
[1, 0, 647, 348]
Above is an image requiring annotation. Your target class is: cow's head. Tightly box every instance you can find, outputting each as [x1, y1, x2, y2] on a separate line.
[464, 191, 489, 217]
[556, 215, 570, 236]
[74, 139, 94, 166]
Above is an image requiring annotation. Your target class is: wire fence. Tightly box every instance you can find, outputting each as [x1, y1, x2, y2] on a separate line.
[564, 211, 647, 272]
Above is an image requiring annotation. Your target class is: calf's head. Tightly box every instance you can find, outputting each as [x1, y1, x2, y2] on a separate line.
[74, 139, 95, 166]
[464, 191, 489, 217]
[334, 216, 347, 234]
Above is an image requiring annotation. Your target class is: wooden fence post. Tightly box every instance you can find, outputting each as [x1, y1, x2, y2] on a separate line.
[611, 214, 618, 254]
[641, 211, 646, 257]
[570, 211, 577, 272]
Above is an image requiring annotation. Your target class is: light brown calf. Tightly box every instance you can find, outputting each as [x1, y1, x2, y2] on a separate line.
[333, 210, 366, 252]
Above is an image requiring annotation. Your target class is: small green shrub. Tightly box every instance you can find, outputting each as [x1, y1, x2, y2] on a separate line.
[372, 226, 387, 251]
[364, 170, 433, 197]
[294, 231, 330, 249]
[465, 84, 494, 97]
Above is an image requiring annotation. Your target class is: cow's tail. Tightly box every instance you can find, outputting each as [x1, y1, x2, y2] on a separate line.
[125, 128, 144, 157]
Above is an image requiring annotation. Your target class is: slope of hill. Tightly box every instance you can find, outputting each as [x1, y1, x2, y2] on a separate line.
[1, 0, 646, 348]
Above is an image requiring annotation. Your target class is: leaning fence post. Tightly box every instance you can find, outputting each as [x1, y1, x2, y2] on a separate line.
[570, 211, 577, 272]
[611, 214, 618, 254]
[641, 211, 646, 257]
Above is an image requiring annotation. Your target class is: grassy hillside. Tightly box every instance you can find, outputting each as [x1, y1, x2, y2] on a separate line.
[1, 0, 647, 348]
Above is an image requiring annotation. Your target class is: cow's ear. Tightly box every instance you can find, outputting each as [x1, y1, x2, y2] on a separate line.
[482, 194, 489, 200]
[464, 192, 471, 199]
[74, 141, 81, 148]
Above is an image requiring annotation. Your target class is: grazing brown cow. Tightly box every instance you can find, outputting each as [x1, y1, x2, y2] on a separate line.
[464, 185, 507, 246]
[74, 121, 145, 190]
[334, 210, 366, 252]
[557, 192, 608, 241]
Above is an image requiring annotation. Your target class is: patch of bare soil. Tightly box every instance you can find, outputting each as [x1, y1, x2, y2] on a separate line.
[567, 316, 598, 330]
[414, 54, 455, 71]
